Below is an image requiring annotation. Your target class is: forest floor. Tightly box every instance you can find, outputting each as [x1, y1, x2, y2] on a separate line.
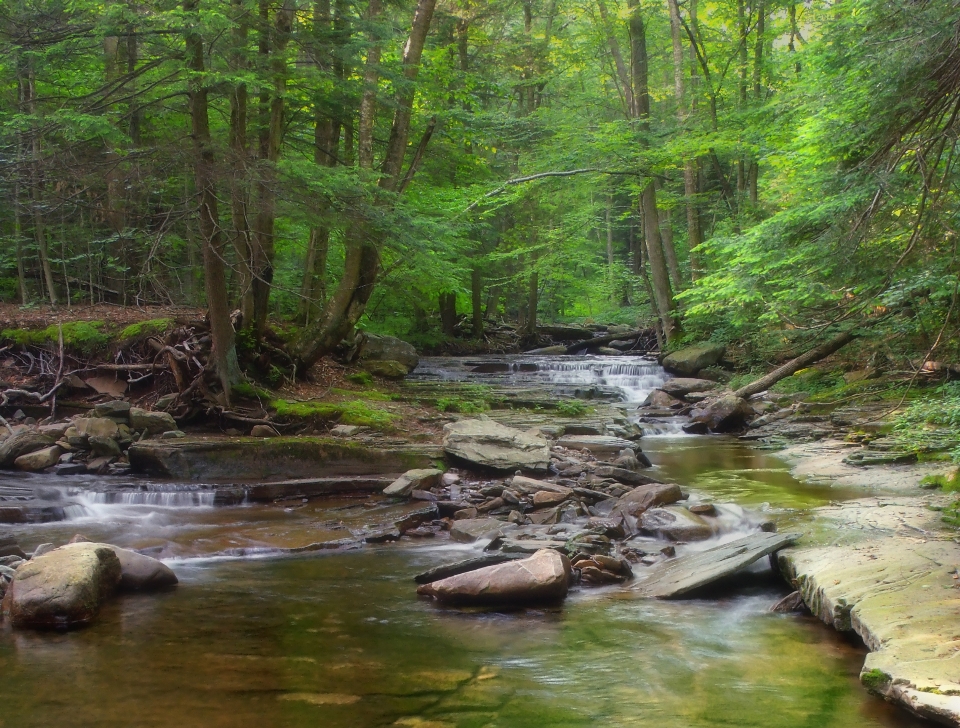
[0, 303, 205, 330]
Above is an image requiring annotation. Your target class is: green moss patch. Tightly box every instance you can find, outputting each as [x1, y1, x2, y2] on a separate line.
[1, 321, 110, 354]
[271, 398, 398, 430]
[118, 318, 174, 340]
[860, 669, 890, 692]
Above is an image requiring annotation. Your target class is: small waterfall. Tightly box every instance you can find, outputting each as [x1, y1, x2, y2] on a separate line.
[532, 358, 667, 404]
[76, 485, 217, 508]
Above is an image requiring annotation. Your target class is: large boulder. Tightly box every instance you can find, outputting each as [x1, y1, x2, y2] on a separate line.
[616, 483, 683, 518]
[13, 445, 62, 472]
[383, 468, 443, 497]
[0, 431, 55, 468]
[5, 543, 121, 629]
[416, 548, 570, 606]
[361, 359, 409, 379]
[662, 344, 726, 376]
[690, 394, 752, 433]
[639, 506, 715, 541]
[129, 407, 177, 436]
[107, 546, 178, 590]
[74, 417, 120, 439]
[659, 378, 718, 397]
[641, 390, 684, 409]
[443, 419, 550, 472]
[93, 400, 131, 421]
[357, 333, 419, 372]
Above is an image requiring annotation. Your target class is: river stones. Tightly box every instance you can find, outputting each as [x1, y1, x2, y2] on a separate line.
[356, 333, 419, 372]
[107, 546, 178, 591]
[642, 390, 684, 409]
[13, 445, 62, 471]
[593, 466, 659, 486]
[659, 378, 718, 397]
[661, 344, 725, 376]
[129, 407, 178, 437]
[0, 431, 55, 468]
[556, 435, 637, 457]
[417, 548, 570, 606]
[616, 483, 683, 518]
[639, 506, 715, 541]
[689, 395, 752, 433]
[383, 468, 443, 496]
[93, 400, 131, 420]
[75, 417, 120, 439]
[450, 518, 516, 543]
[442, 419, 550, 472]
[5, 543, 121, 629]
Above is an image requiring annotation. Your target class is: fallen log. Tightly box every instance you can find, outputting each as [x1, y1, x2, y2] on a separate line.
[733, 329, 858, 400]
[564, 329, 654, 354]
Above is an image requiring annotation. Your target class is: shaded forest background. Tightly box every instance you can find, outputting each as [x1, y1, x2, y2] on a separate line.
[2, 0, 959, 374]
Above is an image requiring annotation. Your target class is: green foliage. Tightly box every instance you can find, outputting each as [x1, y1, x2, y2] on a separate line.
[920, 471, 960, 492]
[271, 398, 398, 430]
[232, 382, 273, 400]
[118, 318, 174, 340]
[892, 383, 960, 461]
[345, 372, 374, 387]
[555, 399, 589, 417]
[1, 322, 109, 354]
[436, 396, 487, 414]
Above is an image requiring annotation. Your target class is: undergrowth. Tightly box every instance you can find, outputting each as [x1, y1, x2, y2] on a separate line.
[892, 382, 960, 461]
[271, 398, 397, 430]
[1, 321, 109, 354]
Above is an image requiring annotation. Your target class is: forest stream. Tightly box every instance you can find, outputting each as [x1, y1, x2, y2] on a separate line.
[0, 356, 934, 728]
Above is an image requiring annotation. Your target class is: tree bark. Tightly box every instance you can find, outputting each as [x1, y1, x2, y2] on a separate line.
[733, 330, 858, 400]
[229, 0, 254, 323]
[471, 267, 483, 338]
[525, 270, 538, 335]
[629, 0, 679, 343]
[291, 0, 437, 373]
[439, 292, 457, 336]
[250, 0, 294, 340]
[185, 0, 240, 401]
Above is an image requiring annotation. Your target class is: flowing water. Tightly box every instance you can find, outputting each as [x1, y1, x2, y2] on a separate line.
[0, 356, 930, 728]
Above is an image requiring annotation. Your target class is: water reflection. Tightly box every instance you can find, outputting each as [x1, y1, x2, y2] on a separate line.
[0, 549, 926, 728]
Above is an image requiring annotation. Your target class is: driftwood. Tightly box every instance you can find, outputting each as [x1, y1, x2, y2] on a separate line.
[564, 329, 654, 354]
[733, 329, 858, 399]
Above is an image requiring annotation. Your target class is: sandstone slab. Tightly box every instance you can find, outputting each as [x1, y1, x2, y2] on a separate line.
[443, 419, 550, 472]
[417, 548, 570, 606]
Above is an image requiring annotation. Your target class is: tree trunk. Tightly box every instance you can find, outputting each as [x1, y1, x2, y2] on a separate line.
[439, 292, 457, 336]
[659, 207, 682, 289]
[23, 66, 57, 306]
[733, 330, 858, 400]
[471, 268, 483, 338]
[185, 0, 240, 401]
[292, 0, 437, 373]
[250, 0, 294, 340]
[229, 0, 254, 322]
[526, 270, 538, 335]
[629, 0, 679, 343]
[357, 0, 384, 170]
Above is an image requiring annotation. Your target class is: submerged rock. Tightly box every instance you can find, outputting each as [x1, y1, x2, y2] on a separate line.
[639, 506, 715, 541]
[107, 546, 178, 591]
[442, 419, 550, 472]
[5, 543, 121, 629]
[616, 483, 683, 518]
[556, 435, 637, 457]
[416, 548, 570, 606]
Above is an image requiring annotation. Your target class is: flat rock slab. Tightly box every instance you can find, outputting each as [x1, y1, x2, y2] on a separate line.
[442, 419, 550, 472]
[780, 537, 960, 726]
[128, 437, 443, 480]
[245, 475, 396, 502]
[631, 531, 800, 599]
[414, 554, 523, 584]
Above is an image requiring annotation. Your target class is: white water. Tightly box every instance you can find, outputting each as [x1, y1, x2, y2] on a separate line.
[532, 357, 667, 404]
